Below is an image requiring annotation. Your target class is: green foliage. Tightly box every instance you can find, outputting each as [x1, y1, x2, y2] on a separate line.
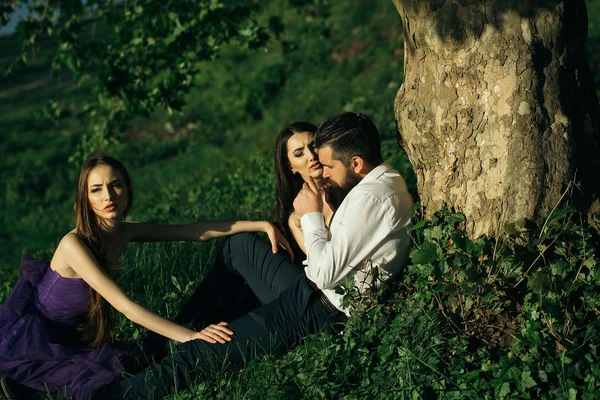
[2, 0, 270, 158]
[399, 205, 600, 398]
[322, 204, 600, 399]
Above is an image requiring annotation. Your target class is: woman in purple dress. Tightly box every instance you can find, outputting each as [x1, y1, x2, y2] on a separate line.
[0, 155, 290, 399]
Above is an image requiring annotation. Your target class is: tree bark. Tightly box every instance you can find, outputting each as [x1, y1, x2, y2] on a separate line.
[393, 0, 600, 237]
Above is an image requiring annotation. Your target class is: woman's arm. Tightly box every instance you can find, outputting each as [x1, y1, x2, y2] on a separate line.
[288, 212, 307, 255]
[58, 234, 232, 344]
[126, 220, 293, 258]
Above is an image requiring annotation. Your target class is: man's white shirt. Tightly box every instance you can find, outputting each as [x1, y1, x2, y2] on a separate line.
[300, 162, 414, 315]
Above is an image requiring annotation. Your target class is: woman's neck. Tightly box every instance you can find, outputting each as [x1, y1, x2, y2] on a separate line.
[310, 177, 325, 189]
[97, 217, 122, 236]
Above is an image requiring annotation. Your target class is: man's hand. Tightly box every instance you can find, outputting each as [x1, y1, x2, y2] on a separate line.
[293, 177, 323, 219]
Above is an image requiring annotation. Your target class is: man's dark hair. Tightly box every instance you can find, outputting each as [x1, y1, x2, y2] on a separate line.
[313, 112, 383, 166]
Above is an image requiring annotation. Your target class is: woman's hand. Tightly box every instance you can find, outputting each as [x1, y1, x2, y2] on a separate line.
[263, 222, 294, 261]
[190, 322, 234, 344]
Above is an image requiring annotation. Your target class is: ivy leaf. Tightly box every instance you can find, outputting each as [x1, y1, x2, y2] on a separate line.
[471, 238, 486, 257]
[507, 366, 521, 382]
[296, 373, 307, 381]
[569, 388, 578, 400]
[411, 219, 429, 231]
[451, 233, 472, 253]
[527, 270, 551, 294]
[452, 254, 469, 268]
[498, 382, 511, 399]
[465, 296, 473, 309]
[447, 213, 465, 225]
[583, 256, 596, 270]
[546, 205, 576, 223]
[521, 370, 537, 390]
[481, 292, 499, 302]
[550, 259, 568, 278]
[411, 241, 438, 265]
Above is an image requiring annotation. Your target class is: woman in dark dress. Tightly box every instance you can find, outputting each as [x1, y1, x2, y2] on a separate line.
[273, 122, 335, 264]
[0, 155, 290, 399]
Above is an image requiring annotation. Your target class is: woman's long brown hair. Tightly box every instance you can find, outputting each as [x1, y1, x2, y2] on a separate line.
[273, 122, 318, 262]
[75, 155, 133, 347]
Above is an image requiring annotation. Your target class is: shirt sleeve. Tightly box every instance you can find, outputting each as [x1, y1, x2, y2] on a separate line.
[301, 192, 393, 290]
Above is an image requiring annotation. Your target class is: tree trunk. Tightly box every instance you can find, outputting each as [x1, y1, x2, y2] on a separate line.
[393, 0, 600, 237]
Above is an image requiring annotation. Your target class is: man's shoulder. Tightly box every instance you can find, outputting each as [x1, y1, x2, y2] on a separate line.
[355, 166, 409, 199]
[351, 166, 413, 220]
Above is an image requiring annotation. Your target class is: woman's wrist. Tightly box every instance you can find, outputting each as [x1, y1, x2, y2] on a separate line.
[261, 221, 272, 232]
[181, 328, 196, 343]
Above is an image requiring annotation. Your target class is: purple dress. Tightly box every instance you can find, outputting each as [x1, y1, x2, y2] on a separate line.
[0, 254, 126, 399]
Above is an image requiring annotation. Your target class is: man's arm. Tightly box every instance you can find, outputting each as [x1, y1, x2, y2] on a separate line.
[301, 193, 396, 290]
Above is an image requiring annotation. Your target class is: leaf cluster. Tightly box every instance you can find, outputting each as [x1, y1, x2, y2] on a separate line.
[397, 204, 600, 398]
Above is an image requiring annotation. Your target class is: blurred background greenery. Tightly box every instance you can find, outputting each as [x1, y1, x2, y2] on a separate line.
[3, 1, 599, 276]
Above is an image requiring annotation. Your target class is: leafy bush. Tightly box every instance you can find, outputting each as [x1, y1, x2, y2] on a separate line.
[396, 205, 600, 399]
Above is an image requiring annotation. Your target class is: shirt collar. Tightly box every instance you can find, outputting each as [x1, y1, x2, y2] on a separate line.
[357, 162, 393, 187]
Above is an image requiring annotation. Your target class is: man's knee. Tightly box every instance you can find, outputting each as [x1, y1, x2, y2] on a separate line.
[220, 232, 257, 272]
[228, 232, 256, 247]
[223, 232, 256, 258]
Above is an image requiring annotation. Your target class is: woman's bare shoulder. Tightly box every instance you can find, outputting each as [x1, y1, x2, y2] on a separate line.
[51, 230, 85, 277]
[57, 230, 84, 250]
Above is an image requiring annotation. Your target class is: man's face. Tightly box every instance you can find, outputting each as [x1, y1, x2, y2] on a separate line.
[316, 145, 362, 208]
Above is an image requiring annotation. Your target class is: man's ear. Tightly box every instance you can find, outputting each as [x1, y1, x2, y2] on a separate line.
[350, 156, 365, 174]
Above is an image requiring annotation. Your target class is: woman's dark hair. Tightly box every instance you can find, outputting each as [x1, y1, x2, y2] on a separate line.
[273, 122, 318, 259]
[75, 154, 133, 347]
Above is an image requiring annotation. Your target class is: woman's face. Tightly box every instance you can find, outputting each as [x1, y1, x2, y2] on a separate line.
[286, 131, 322, 181]
[87, 165, 129, 223]
[287, 132, 323, 180]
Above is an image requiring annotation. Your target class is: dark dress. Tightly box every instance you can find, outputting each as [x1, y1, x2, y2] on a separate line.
[0, 254, 126, 399]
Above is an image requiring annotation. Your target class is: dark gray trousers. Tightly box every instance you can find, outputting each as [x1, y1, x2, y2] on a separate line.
[102, 233, 345, 399]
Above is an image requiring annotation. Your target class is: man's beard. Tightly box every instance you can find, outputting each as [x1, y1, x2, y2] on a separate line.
[324, 172, 362, 210]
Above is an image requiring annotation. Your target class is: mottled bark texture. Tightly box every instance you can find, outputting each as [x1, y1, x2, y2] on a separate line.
[393, 0, 600, 237]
